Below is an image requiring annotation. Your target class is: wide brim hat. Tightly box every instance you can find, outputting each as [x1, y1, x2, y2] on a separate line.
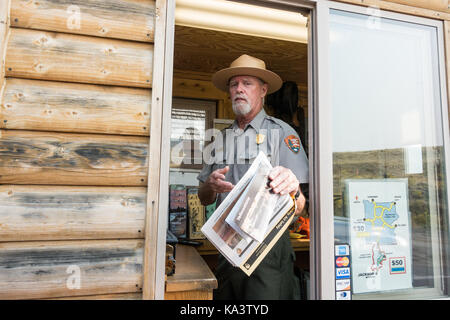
[212, 54, 282, 94]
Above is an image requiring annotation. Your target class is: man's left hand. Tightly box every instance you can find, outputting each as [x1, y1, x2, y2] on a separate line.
[269, 166, 306, 215]
[268, 166, 299, 196]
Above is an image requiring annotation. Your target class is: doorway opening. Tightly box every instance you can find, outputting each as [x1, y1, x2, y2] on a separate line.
[167, 0, 312, 300]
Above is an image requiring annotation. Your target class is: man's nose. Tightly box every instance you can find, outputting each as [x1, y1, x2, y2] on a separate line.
[235, 82, 245, 93]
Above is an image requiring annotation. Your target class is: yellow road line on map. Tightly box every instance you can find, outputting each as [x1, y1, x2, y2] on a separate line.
[366, 201, 395, 229]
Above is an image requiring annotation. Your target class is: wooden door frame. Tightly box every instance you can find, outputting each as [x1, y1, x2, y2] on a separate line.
[143, 0, 175, 300]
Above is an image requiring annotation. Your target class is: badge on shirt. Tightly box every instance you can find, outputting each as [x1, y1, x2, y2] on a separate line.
[256, 133, 265, 145]
[284, 135, 301, 153]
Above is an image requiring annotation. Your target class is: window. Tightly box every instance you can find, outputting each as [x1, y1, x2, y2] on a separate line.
[328, 8, 450, 299]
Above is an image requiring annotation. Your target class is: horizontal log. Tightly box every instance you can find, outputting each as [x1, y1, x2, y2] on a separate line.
[1, 78, 151, 135]
[0, 239, 144, 299]
[0, 185, 146, 242]
[385, 0, 449, 12]
[11, 0, 156, 42]
[0, 130, 149, 186]
[5, 27, 153, 87]
[334, 0, 450, 19]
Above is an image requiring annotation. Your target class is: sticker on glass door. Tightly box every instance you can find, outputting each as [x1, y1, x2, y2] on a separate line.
[346, 179, 412, 294]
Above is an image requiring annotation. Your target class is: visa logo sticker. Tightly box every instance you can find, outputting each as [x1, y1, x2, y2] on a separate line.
[336, 267, 350, 279]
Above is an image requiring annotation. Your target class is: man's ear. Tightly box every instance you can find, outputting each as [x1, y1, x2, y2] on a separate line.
[261, 83, 268, 97]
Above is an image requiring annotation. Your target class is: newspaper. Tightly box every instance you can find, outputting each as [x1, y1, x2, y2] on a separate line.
[201, 151, 295, 276]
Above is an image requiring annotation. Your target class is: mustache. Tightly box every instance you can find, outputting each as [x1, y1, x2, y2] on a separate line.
[233, 94, 248, 102]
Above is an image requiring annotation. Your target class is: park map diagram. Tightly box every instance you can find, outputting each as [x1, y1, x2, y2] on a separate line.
[348, 179, 412, 294]
[363, 199, 399, 273]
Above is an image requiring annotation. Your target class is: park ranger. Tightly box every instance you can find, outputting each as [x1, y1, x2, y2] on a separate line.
[198, 54, 309, 300]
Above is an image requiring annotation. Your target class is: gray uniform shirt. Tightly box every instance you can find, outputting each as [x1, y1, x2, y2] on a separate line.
[197, 109, 309, 207]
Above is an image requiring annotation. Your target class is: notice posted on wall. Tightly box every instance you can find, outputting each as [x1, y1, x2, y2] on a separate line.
[345, 179, 412, 294]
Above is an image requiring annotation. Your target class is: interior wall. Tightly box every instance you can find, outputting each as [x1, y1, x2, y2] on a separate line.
[172, 25, 309, 123]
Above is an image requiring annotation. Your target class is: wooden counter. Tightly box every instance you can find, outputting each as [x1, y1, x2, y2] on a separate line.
[291, 238, 310, 252]
[165, 244, 217, 300]
[195, 238, 310, 255]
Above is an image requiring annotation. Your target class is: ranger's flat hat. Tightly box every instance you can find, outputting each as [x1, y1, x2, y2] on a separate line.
[212, 54, 282, 94]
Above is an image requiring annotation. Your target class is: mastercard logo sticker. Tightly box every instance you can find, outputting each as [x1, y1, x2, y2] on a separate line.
[336, 256, 350, 267]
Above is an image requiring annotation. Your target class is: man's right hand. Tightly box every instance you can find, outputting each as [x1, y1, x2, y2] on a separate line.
[198, 166, 234, 206]
[205, 166, 234, 193]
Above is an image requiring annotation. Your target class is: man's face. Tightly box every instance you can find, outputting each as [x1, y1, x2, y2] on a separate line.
[229, 75, 268, 116]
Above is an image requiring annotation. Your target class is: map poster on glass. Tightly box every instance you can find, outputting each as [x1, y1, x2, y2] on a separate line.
[345, 179, 412, 294]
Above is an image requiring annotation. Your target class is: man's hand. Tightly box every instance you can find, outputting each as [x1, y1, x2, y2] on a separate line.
[198, 166, 234, 206]
[268, 166, 299, 196]
[268, 166, 305, 215]
[205, 166, 234, 194]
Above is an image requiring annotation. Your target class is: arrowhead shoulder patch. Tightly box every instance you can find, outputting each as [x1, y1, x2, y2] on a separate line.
[284, 135, 301, 153]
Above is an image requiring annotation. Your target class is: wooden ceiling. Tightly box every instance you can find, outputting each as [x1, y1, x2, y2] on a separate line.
[173, 25, 308, 87]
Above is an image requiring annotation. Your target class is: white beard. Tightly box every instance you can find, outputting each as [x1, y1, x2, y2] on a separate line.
[232, 96, 252, 116]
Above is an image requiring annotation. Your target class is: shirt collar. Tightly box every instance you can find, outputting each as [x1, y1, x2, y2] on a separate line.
[232, 108, 267, 132]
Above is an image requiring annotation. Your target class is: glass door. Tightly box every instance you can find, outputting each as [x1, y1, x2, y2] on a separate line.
[314, 1, 450, 299]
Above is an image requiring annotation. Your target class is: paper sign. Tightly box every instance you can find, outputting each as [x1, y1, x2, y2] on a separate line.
[346, 179, 412, 294]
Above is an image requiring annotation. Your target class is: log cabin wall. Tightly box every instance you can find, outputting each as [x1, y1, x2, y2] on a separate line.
[0, 0, 156, 299]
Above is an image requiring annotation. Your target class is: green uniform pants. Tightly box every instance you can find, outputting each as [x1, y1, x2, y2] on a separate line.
[213, 231, 300, 300]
